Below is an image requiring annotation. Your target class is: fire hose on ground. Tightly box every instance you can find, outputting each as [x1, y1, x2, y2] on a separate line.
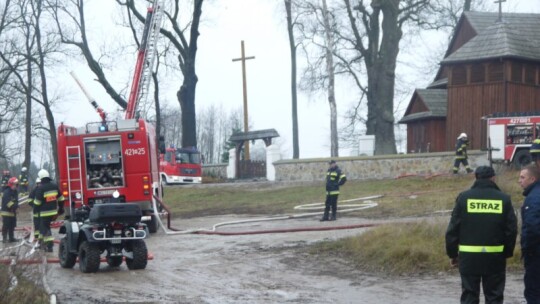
[152, 194, 382, 236]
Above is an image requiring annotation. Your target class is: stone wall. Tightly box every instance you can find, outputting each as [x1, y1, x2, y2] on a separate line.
[202, 163, 228, 179]
[273, 151, 489, 182]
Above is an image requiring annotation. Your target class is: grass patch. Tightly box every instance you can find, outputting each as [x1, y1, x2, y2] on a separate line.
[310, 219, 523, 275]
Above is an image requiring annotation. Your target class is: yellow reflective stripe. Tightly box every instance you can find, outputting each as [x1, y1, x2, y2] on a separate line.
[58, 195, 65, 202]
[459, 245, 504, 253]
[34, 199, 42, 206]
[33, 213, 40, 218]
[43, 236, 55, 242]
[467, 199, 503, 214]
[44, 190, 59, 201]
[39, 210, 58, 217]
[7, 201, 14, 208]
[531, 149, 540, 153]
[0, 211, 15, 216]
[327, 191, 340, 195]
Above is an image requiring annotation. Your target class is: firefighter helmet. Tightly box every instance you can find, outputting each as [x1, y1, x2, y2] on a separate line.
[457, 133, 468, 140]
[530, 139, 540, 161]
[21, 167, 27, 172]
[7, 177, 18, 187]
[36, 177, 41, 184]
[38, 169, 50, 179]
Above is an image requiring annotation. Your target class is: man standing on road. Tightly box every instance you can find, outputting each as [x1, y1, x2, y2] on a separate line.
[321, 160, 346, 221]
[519, 164, 540, 303]
[33, 169, 65, 252]
[446, 166, 517, 304]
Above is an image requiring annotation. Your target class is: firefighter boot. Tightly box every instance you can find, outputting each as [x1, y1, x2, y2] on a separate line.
[46, 242, 53, 253]
[330, 213, 336, 221]
[320, 210, 329, 221]
[2, 230, 7, 243]
[466, 168, 473, 174]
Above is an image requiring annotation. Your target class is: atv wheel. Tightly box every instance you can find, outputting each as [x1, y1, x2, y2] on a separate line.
[106, 256, 123, 267]
[59, 238, 76, 269]
[126, 240, 147, 270]
[148, 214, 159, 233]
[79, 241, 101, 273]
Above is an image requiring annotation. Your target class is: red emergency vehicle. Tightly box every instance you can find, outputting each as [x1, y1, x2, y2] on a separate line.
[57, 120, 161, 232]
[486, 114, 540, 167]
[159, 146, 202, 184]
[57, 0, 164, 232]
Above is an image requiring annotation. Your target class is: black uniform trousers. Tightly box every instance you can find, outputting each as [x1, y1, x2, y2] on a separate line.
[33, 215, 41, 240]
[1, 216, 16, 241]
[453, 158, 470, 172]
[39, 215, 54, 249]
[524, 253, 540, 304]
[324, 194, 338, 220]
[460, 272, 505, 304]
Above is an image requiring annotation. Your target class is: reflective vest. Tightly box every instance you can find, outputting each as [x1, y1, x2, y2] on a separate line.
[33, 181, 65, 218]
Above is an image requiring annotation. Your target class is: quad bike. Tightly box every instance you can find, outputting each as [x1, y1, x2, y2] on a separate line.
[58, 198, 149, 273]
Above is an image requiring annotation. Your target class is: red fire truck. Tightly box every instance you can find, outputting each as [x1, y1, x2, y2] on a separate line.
[57, 1, 163, 232]
[486, 114, 540, 167]
[159, 146, 202, 184]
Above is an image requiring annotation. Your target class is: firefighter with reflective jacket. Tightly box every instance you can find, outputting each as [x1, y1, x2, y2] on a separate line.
[321, 160, 347, 221]
[453, 133, 473, 174]
[1, 177, 19, 243]
[18, 166, 29, 193]
[446, 166, 517, 303]
[1, 170, 10, 188]
[27, 177, 42, 242]
[33, 169, 65, 252]
[530, 138, 540, 167]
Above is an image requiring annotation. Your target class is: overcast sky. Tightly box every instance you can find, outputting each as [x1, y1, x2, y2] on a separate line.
[56, 0, 540, 161]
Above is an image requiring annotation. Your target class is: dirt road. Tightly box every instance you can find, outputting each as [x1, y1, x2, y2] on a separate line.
[42, 215, 526, 304]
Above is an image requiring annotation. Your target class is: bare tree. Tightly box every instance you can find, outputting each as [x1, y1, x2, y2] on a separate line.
[118, 0, 204, 149]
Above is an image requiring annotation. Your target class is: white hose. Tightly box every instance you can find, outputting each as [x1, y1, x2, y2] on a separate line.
[153, 194, 380, 235]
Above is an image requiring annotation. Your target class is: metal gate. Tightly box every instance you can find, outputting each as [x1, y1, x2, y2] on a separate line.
[238, 160, 266, 179]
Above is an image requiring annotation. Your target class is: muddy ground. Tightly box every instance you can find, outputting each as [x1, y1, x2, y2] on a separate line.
[19, 214, 522, 304]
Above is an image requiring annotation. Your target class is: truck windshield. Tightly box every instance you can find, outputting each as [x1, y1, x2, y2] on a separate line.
[175, 150, 200, 164]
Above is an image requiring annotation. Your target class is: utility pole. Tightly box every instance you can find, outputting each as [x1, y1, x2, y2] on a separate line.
[232, 41, 255, 160]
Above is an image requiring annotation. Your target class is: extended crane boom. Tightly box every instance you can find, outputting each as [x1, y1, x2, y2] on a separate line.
[70, 71, 107, 123]
[125, 0, 163, 120]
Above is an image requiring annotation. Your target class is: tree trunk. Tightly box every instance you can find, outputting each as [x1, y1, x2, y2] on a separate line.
[285, 0, 300, 159]
[322, 0, 338, 157]
[35, 1, 59, 179]
[464, 0, 472, 11]
[23, 28, 32, 171]
[177, 0, 202, 148]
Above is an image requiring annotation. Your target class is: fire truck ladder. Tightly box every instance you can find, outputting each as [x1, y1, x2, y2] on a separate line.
[66, 146, 84, 207]
[125, 0, 163, 120]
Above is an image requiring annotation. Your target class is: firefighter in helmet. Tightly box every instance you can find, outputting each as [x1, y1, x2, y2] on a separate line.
[18, 166, 29, 193]
[1, 170, 10, 189]
[453, 133, 473, 174]
[33, 169, 65, 252]
[1, 177, 19, 243]
[27, 177, 42, 242]
[321, 160, 347, 221]
[529, 139, 540, 167]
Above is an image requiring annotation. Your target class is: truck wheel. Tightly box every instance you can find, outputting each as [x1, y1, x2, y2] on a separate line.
[59, 237, 77, 269]
[106, 256, 123, 268]
[126, 240, 147, 270]
[513, 150, 532, 168]
[79, 241, 101, 273]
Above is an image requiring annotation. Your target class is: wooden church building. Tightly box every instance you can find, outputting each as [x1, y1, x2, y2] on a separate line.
[400, 11, 540, 153]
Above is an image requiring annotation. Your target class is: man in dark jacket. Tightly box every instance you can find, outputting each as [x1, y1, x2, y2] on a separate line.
[446, 166, 517, 303]
[33, 169, 65, 252]
[1, 177, 19, 243]
[519, 164, 540, 303]
[453, 133, 473, 174]
[321, 160, 346, 221]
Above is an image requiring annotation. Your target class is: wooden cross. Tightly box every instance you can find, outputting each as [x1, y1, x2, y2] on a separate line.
[232, 41, 255, 160]
[495, 0, 506, 21]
